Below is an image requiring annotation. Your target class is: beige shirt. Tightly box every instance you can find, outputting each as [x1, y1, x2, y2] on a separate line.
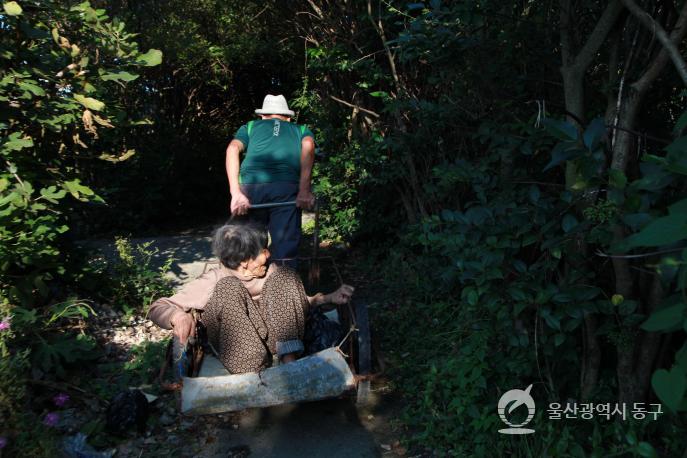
[148, 263, 275, 329]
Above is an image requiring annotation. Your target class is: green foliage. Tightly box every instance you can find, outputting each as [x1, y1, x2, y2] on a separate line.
[107, 238, 174, 314]
[0, 3, 160, 453]
[374, 112, 687, 453]
[94, 339, 169, 399]
[11, 298, 99, 377]
[0, 300, 29, 433]
[0, 0, 161, 306]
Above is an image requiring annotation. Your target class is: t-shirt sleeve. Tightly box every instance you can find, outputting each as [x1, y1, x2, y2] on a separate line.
[300, 125, 314, 140]
[233, 124, 249, 147]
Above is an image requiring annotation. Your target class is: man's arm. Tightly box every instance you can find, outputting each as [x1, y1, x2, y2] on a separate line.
[296, 136, 316, 209]
[225, 139, 250, 215]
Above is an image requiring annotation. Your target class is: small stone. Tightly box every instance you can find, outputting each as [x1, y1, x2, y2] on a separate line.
[180, 420, 194, 430]
[232, 424, 239, 430]
[394, 447, 407, 456]
[381, 444, 392, 451]
[367, 414, 374, 420]
[159, 413, 175, 426]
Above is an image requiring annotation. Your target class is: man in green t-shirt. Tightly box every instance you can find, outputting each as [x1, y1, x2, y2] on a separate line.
[225, 95, 315, 268]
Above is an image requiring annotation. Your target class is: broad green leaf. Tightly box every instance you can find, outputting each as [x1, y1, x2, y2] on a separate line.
[3, 1, 22, 15]
[62, 179, 95, 200]
[611, 294, 624, 306]
[101, 71, 139, 83]
[561, 214, 578, 232]
[543, 118, 578, 141]
[619, 300, 638, 316]
[623, 212, 687, 248]
[669, 198, 687, 215]
[509, 287, 527, 301]
[466, 289, 478, 306]
[641, 303, 686, 332]
[554, 333, 565, 346]
[666, 135, 687, 157]
[528, 185, 540, 203]
[74, 94, 105, 111]
[543, 141, 582, 171]
[2, 132, 33, 151]
[676, 343, 687, 368]
[40, 186, 67, 203]
[652, 367, 686, 411]
[513, 303, 527, 316]
[674, 110, 687, 135]
[19, 81, 45, 96]
[636, 442, 657, 458]
[631, 163, 674, 191]
[137, 49, 162, 66]
[583, 117, 605, 150]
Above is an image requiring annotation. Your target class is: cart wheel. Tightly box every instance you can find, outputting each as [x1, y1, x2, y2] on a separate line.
[355, 300, 372, 406]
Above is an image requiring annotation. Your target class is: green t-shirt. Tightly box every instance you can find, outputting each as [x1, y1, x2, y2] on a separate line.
[233, 119, 314, 184]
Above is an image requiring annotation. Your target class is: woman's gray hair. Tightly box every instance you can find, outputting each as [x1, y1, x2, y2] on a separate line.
[212, 221, 268, 269]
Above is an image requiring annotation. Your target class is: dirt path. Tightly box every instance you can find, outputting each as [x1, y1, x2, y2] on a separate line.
[87, 228, 403, 458]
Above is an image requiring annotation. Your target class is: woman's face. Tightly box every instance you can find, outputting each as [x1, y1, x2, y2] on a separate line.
[244, 248, 270, 277]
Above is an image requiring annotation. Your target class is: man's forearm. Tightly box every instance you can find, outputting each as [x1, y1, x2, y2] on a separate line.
[299, 139, 315, 192]
[225, 141, 243, 194]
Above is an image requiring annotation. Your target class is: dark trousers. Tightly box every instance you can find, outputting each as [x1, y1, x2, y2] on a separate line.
[240, 182, 301, 269]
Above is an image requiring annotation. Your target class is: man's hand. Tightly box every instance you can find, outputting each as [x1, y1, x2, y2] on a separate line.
[230, 191, 251, 216]
[296, 189, 315, 210]
[170, 311, 196, 345]
[327, 284, 355, 305]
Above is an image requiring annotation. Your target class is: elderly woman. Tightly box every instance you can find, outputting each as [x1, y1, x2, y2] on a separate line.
[149, 222, 353, 374]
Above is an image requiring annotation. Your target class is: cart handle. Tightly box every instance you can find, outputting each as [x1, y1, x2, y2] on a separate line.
[248, 200, 297, 209]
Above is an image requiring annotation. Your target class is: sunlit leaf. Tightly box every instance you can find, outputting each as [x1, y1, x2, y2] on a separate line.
[3, 1, 22, 16]
[74, 94, 105, 111]
[136, 49, 162, 66]
[101, 71, 139, 83]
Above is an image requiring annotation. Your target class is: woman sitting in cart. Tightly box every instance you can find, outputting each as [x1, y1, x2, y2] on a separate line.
[149, 221, 354, 374]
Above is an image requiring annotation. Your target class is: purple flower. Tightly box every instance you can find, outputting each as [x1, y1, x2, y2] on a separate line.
[0, 317, 10, 332]
[53, 393, 70, 407]
[43, 412, 60, 427]
[0, 436, 7, 449]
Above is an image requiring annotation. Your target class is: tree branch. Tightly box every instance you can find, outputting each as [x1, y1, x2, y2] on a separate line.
[329, 95, 380, 118]
[621, 0, 687, 87]
[573, 0, 624, 71]
[634, 0, 687, 92]
[559, 0, 573, 67]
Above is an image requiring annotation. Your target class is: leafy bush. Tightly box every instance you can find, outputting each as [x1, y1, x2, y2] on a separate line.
[0, 0, 161, 307]
[108, 238, 174, 314]
[375, 116, 687, 455]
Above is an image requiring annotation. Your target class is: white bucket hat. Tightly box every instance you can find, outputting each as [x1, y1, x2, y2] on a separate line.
[255, 94, 295, 117]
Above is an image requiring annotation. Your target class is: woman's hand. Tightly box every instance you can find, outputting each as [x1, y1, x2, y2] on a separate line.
[170, 311, 196, 345]
[327, 284, 355, 305]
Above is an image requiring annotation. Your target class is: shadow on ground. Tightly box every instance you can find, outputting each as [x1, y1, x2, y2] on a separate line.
[195, 398, 384, 458]
[81, 233, 216, 286]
